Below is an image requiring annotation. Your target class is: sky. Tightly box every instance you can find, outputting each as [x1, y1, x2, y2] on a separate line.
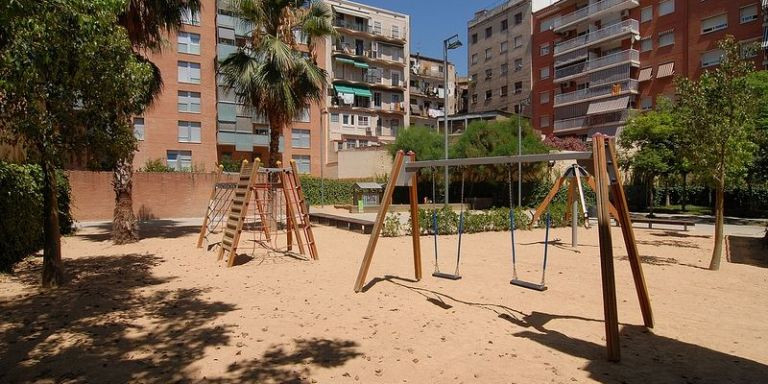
[357, 0, 556, 76]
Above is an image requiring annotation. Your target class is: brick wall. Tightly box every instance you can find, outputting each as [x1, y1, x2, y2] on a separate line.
[67, 171, 238, 222]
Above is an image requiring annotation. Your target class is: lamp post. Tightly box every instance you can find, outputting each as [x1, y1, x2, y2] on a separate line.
[443, 34, 462, 205]
[517, 95, 530, 208]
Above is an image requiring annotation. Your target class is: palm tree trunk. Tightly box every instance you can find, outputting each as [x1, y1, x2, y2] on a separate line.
[112, 156, 139, 244]
[268, 116, 283, 168]
[709, 174, 726, 270]
[41, 158, 64, 287]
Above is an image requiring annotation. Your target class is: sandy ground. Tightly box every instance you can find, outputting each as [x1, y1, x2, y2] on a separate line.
[1, 214, 767, 383]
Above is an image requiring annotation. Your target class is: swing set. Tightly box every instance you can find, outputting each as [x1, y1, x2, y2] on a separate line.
[353, 135, 653, 362]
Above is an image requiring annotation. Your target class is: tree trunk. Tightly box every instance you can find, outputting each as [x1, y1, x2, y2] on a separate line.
[268, 116, 283, 168]
[41, 159, 64, 287]
[709, 175, 726, 271]
[681, 172, 688, 212]
[647, 176, 655, 218]
[664, 176, 670, 207]
[112, 156, 139, 244]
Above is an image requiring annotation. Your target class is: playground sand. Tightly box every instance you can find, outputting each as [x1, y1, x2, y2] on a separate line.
[1, 217, 767, 383]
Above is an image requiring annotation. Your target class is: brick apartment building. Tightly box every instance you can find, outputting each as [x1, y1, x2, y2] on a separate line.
[408, 53, 458, 128]
[531, 0, 765, 138]
[467, 0, 533, 114]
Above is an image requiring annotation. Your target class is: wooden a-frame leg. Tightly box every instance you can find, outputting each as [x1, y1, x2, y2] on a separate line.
[586, 175, 620, 221]
[531, 176, 566, 226]
[407, 151, 422, 281]
[565, 179, 576, 222]
[354, 151, 406, 292]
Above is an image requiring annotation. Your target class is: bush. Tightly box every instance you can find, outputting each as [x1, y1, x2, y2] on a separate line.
[141, 158, 175, 172]
[382, 213, 403, 237]
[0, 163, 73, 272]
[299, 176, 356, 206]
[412, 206, 531, 236]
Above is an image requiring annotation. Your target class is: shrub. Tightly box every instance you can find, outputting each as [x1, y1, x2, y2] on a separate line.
[0, 163, 73, 272]
[220, 157, 242, 172]
[382, 213, 402, 237]
[299, 176, 356, 206]
[141, 158, 175, 172]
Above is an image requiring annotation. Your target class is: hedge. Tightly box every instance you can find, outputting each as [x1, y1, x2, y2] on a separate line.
[0, 162, 73, 272]
[299, 176, 356, 206]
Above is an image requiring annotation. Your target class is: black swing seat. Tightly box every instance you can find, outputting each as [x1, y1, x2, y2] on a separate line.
[433, 272, 462, 280]
[510, 279, 548, 291]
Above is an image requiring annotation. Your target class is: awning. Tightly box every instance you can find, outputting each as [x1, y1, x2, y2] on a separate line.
[657, 62, 675, 78]
[638, 67, 653, 82]
[218, 27, 235, 40]
[586, 96, 630, 115]
[353, 61, 369, 69]
[334, 84, 372, 98]
[333, 5, 370, 19]
[335, 57, 355, 64]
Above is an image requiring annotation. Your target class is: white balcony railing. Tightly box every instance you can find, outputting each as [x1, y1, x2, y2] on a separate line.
[555, 49, 638, 80]
[554, 79, 638, 106]
[554, 117, 588, 132]
[553, 0, 639, 31]
[554, 19, 639, 56]
[554, 48, 589, 67]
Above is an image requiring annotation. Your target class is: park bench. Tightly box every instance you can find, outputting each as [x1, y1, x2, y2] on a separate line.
[309, 212, 374, 234]
[630, 217, 696, 231]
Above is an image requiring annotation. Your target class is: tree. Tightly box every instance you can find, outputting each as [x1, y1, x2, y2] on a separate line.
[0, 0, 155, 286]
[745, 71, 768, 185]
[219, 0, 335, 168]
[676, 36, 759, 270]
[109, 0, 201, 244]
[389, 125, 444, 160]
[619, 97, 683, 215]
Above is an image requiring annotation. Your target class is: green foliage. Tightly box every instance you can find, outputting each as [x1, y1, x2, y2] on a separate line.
[220, 157, 242, 173]
[390, 125, 444, 160]
[412, 206, 532, 236]
[382, 213, 403, 237]
[0, 163, 73, 272]
[140, 158, 176, 173]
[299, 176, 355, 205]
[745, 71, 768, 184]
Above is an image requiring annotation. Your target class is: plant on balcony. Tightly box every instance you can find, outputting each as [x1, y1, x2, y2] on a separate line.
[219, 0, 335, 168]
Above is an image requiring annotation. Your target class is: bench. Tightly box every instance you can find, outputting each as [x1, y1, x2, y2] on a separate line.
[629, 217, 696, 231]
[309, 213, 375, 234]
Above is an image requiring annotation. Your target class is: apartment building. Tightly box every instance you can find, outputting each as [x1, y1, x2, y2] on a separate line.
[467, 0, 533, 114]
[532, 0, 764, 138]
[324, 0, 410, 165]
[408, 53, 458, 128]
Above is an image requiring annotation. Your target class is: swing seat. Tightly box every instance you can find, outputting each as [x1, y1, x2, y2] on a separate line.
[510, 279, 548, 291]
[433, 272, 462, 280]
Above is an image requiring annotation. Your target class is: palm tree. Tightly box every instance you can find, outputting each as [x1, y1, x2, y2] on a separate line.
[219, 0, 335, 167]
[111, 0, 201, 244]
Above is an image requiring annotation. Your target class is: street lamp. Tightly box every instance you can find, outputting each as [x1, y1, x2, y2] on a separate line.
[443, 34, 462, 205]
[517, 95, 530, 208]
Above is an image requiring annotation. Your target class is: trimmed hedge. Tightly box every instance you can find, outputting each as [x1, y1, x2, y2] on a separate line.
[299, 176, 357, 206]
[0, 163, 73, 272]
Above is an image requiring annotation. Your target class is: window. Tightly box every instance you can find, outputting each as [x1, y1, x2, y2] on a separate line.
[133, 117, 145, 140]
[701, 14, 728, 34]
[471, 53, 478, 64]
[640, 37, 652, 52]
[641, 97, 653, 110]
[178, 61, 201, 84]
[500, 63, 509, 75]
[472, 33, 478, 44]
[658, 30, 675, 47]
[514, 13, 523, 25]
[641, 6, 653, 23]
[500, 41, 508, 53]
[293, 29, 308, 44]
[701, 49, 724, 68]
[292, 155, 311, 174]
[485, 69, 493, 79]
[501, 19, 508, 31]
[540, 17, 555, 32]
[330, 113, 339, 123]
[167, 150, 192, 171]
[485, 26, 492, 38]
[291, 129, 310, 148]
[392, 25, 400, 39]
[540, 66, 550, 80]
[177, 121, 201, 143]
[540, 116, 550, 128]
[342, 114, 354, 125]
[294, 107, 310, 122]
[485, 48, 492, 60]
[658, 0, 674, 16]
[472, 93, 478, 103]
[501, 86, 508, 97]
[178, 91, 201, 113]
[358, 116, 370, 126]
[392, 94, 401, 104]
[741, 5, 758, 24]
[180, 7, 199, 26]
[471, 73, 478, 82]
[178, 32, 201, 55]
[540, 91, 550, 104]
[485, 90, 492, 100]
[514, 35, 523, 48]
[540, 43, 550, 56]
[514, 81, 523, 94]
[514, 58, 523, 71]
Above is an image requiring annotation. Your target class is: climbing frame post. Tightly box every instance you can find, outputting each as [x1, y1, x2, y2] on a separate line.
[197, 165, 225, 248]
[407, 151, 422, 281]
[218, 159, 261, 267]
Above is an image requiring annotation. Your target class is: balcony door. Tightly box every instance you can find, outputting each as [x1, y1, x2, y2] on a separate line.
[373, 92, 382, 108]
[391, 71, 400, 87]
[355, 39, 364, 56]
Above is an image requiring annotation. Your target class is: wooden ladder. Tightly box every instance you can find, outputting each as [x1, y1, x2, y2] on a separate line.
[282, 161, 318, 260]
[217, 159, 260, 267]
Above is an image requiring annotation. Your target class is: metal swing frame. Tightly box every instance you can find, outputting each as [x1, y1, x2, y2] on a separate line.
[507, 167, 550, 292]
[430, 167, 465, 281]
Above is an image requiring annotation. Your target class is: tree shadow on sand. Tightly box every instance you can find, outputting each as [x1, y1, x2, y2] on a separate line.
[77, 220, 201, 242]
[366, 275, 768, 384]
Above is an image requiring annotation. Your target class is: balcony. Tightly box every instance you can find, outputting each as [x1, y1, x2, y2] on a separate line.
[553, 117, 588, 133]
[217, 44, 237, 62]
[554, 19, 639, 56]
[553, 0, 639, 32]
[334, 19, 406, 43]
[554, 48, 589, 67]
[555, 49, 639, 82]
[554, 79, 638, 106]
[411, 66, 444, 79]
[217, 14, 235, 28]
[333, 43, 406, 66]
[553, 110, 629, 133]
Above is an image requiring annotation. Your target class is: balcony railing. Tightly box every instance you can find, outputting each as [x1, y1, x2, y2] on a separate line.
[554, 19, 639, 56]
[553, 0, 639, 31]
[553, 110, 629, 132]
[411, 67, 443, 78]
[555, 49, 638, 80]
[554, 48, 589, 67]
[334, 19, 406, 42]
[333, 43, 405, 64]
[553, 117, 588, 132]
[554, 79, 638, 106]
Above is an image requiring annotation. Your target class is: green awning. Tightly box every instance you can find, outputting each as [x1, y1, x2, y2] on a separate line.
[335, 57, 355, 64]
[353, 61, 369, 69]
[334, 84, 372, 98]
